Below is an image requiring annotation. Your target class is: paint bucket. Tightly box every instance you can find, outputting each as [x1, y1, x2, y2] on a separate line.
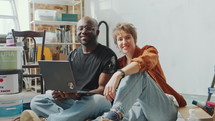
[0, 70, 23, 94]
[0, 93, 23, 118]
[0, 46, 23, 70]
[0, 46, 23, 94]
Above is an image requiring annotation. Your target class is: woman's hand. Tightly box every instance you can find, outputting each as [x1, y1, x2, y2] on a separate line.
[104, 71, 122, 101]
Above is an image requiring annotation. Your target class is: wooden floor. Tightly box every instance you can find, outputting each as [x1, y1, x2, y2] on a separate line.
[1, 91, 215, 121]
[22, 89, 40, 103]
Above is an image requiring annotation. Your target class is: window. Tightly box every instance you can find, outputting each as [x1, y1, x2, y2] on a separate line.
[0, 0, 19, 35]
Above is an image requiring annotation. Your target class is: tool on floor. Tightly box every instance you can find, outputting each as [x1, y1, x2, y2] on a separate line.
[206, 101, 215, 107]
[207, 66, 215, 101]
[192, 100, 214, 116]
[192, 100, 213, 111]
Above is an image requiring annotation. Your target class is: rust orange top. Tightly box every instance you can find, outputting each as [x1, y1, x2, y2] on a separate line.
[118, 45, 187, 107]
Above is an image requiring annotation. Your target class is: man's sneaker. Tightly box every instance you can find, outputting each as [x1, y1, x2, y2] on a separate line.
[20, 110, 46, 121]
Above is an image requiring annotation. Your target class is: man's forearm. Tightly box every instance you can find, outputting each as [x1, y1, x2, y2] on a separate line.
[90, 87, 105, 95]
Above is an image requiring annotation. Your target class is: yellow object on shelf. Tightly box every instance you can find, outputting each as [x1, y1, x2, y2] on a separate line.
[37, 46, 53, 61]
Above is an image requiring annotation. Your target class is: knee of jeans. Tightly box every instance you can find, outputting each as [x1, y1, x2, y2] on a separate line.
[92, 94, 111, 108]
[30, 96, 38, 110]
[93, 94, 107, 103]
[30, 95, 46, 110]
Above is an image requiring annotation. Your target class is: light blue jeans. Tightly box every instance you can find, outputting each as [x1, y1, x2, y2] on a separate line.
[94, 72, 178, 121]
[30, 93, 112, 121]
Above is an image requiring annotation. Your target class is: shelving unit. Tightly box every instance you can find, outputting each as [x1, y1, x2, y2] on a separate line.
[26, 0, 83, 93]
[29, 0, 82, 29]
[29, 0, 83, 21]
[28, 0, 82, 55]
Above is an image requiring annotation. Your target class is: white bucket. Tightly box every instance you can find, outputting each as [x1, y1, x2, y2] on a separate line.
[0, 70, 23, 94]
[0, 93, 23, 118]
[0, 47, 23, 70]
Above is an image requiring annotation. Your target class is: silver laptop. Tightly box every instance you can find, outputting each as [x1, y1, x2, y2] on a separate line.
[38, 60, 96, 95]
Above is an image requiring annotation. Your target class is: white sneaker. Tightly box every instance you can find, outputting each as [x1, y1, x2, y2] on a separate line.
[20, 110, 42, 121]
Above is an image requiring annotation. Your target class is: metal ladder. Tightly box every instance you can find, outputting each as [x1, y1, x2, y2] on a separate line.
[207, 66, 215, 101]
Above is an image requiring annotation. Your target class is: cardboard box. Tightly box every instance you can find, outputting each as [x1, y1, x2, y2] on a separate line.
[59, 53, 67, 60]
[178, 106, 215, 121]
[56, 14, 78, 22]
[35, 9, 56, 21]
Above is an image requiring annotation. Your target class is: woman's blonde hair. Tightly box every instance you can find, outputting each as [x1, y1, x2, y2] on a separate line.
[113, 23, 137, 44]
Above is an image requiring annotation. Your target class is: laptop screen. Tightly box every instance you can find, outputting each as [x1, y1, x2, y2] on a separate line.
[38, 60, 78, 92]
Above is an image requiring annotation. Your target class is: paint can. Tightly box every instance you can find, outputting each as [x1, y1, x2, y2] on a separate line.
[0, 46, 23, 94]
[0, 93, 23, 118]
[0, 70, 23, 94]
[0, 46, 23, 70]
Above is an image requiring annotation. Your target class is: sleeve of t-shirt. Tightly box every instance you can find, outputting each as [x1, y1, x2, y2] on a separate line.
[102, 55, 118, 74]
[67, 49, 77, 62]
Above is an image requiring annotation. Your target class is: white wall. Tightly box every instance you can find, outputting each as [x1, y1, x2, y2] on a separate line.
[16, 0, 30, 30]
[85, 0, 215, 96]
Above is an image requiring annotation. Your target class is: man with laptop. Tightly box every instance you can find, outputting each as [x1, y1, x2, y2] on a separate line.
[38, 60, 101, 95]
[18, 16, 117, 121]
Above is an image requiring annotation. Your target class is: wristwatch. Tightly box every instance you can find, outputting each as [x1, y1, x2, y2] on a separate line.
[117, 69, 125, 78]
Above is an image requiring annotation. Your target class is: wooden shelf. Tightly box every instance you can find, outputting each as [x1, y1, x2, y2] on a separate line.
[30, 20, 77, 25]
[29, 0, 80, 6]
[37, 42, 81, 45]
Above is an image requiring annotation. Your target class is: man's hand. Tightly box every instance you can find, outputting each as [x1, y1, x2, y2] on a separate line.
[52, 91, 82, 101]
[63, 92, 82, 100]
[52, 91, 65, 101]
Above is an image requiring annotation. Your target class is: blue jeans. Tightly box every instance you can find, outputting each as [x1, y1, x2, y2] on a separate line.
[30, 92, 112, 121]
[95, 72, 178, 121]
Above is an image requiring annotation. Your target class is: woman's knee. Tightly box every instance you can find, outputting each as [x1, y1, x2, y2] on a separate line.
[91, 94, 112, 109]
[93, 94, 110, 103]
